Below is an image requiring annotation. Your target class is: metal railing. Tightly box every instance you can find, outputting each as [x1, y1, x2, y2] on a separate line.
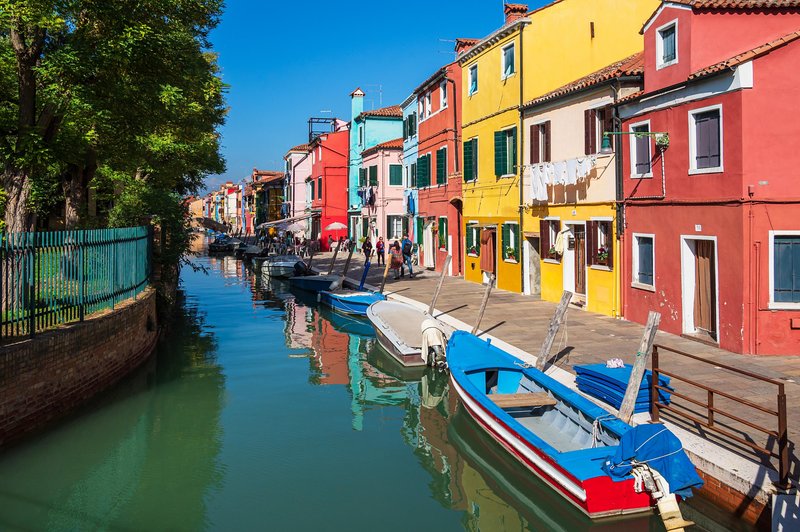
[651, 344, 790, 489]
[1, 226, 152, 339]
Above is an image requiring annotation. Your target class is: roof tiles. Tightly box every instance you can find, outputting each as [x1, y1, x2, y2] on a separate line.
[358, 105, 403, 120]
[669, 0, 800, 8]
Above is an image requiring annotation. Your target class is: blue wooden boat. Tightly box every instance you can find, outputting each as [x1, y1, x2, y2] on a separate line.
[318, 290, 386, 316]
[289, 274, 341, 293]
[447, 330, 653, 519]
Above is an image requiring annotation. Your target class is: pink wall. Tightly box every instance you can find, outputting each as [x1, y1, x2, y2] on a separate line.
[360, 147, 404, 240]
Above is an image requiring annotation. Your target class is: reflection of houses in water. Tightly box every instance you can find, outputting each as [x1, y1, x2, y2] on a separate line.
[309, 314, 350, 386]
[348, 336, 410, 431]
[221, 255, 241, 278]
[285, 299, 314, 350]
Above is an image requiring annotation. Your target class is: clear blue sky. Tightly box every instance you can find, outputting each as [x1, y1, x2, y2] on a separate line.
[205, 0, 549, 192]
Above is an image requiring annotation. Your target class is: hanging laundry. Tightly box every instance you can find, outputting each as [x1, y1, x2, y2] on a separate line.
[553, 161, 568, 185]
[544, 162, 555, 184]
[565, 158, 579, 186]
[527, 165, 548, 202]
[554, 227, 570, 255]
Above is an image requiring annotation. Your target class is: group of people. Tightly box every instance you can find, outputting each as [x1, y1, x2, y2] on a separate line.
[360, 235, 415, 280]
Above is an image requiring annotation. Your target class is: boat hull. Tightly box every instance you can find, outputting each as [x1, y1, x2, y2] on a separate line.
[365, 301, 425, 367]
[289, 275, 340, 293]
[319, 290, 386, 316]
[373, 323, 425, 367]
[266, 264, 299, 279]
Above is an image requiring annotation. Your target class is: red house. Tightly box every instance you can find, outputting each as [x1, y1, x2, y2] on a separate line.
[619, 0, 800, 355]
[414, 46, 472, 276]
[309, 125, 350, 251]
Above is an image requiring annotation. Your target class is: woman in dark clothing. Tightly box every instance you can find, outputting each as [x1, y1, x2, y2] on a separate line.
[361, 236, 373, 260]
[376, 236, 385, 265]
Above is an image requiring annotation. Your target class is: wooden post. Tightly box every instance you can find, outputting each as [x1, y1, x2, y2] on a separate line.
[305, 251, 314, 271]
[471, 274, 495, 335]
[619, 311, 661, 424]
[379, 260, 391, 294]
[327, 241, 341, 274]
[535, 290, 572, 370]
[341, 243, 356, 281]
[428, 255, 452, 315]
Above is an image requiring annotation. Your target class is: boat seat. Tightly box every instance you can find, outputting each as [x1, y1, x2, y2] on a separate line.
[489, 393, 557, 408]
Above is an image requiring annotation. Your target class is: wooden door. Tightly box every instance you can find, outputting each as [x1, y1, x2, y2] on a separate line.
[693, 240, 717, 339]
[574, 226, 586, 295]
[480, 229, 496, 274]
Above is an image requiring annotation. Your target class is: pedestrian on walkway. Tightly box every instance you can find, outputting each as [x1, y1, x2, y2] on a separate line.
[376, 236, 385, 265]
[390, 241, 403, 279]
[401, 234, 414, 278]
[362, 236, 373, 260]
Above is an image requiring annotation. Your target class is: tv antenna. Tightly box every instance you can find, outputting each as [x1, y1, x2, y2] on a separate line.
[363, 83, 383, 109]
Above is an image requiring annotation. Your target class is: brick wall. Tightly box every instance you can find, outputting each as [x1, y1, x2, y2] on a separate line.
[696, 469, 770, 530]
[0, 288, 158, 448]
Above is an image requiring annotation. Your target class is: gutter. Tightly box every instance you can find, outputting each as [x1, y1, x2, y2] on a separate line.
[519, 25, 526, 293]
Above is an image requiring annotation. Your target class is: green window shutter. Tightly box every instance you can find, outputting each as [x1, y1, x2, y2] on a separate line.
[402, 216, 409, 236]
[494, 131, 507, 176]
[359, 168, 366, 187]
[512, 224, 519, 255]
[310, 181, 315, 200]
[389, 164, 402, 186]
[369, 165, 378, 186]
[439, 217, 448, 249]
[416, 156, 424, 187]
[463, 140, 473, 182]
[466, 225, 473, 251]
[318, 178, 322, 199]
[411, 162, 417, 188]
[436, 147, 446, 184]
[416, 217, 424, 245]
[473, 139, 478, 180]
[502, 223, 510, 251]
[420, 155, 430, 188]
[511, 127, 518, 174]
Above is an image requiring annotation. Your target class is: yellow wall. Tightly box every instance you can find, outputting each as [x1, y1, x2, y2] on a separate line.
[535, 204, 620, 317]
[521, 0, 660, 102]
[461, 27, 524, 293]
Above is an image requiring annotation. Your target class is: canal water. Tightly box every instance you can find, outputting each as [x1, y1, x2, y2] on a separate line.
[0, 250, 740, 531]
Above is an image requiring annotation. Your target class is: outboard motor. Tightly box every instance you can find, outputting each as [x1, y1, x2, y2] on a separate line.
[421, 317, 448, 368]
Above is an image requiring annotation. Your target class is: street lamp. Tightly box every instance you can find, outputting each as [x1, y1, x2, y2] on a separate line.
[600, 130, 670, 154]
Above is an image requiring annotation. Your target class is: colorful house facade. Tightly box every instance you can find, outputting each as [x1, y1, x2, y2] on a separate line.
[619, 1, 800, 354]
[347, 88, 403, 241]
[459, 4, 528, 293]
[415, 53, 468, 276]
[309, 124, 350, 250]
[401, 93, 419, 246]
[358, 138, 406, 242]
[283, 144, 311, 231]
[251, 169, 285, 227]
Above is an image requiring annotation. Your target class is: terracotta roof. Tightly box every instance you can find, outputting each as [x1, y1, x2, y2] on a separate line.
[287, 143, 310, 153]
[358, 105, 402, 120]
[621, 29, 800, 104]
[669, 0, 800, 7]
[522, 52, 644, 109]
[361, 137, 403, 156]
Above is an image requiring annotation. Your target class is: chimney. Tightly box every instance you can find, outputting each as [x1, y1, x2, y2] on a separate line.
[454, 38, 479, 55]
[504, 3, 528, 25]
[350, 87, 365, 121]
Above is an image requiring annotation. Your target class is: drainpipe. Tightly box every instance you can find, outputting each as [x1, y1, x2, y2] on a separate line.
[446, 72, 462, 274]
[518, 25, 525, 293]
[613, 80, 623, 318]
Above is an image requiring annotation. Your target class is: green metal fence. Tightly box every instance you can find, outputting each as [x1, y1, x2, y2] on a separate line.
[1, 226, 152, 339]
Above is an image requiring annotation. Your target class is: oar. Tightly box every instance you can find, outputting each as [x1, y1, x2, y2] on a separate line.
[379, 258, 391, 294]
[428, 255, 452, 315]
[471, 274, 495, 335]
[327, 241, 342, 274]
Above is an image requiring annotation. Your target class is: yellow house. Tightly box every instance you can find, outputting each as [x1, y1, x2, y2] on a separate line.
[459, 5, 529, 293]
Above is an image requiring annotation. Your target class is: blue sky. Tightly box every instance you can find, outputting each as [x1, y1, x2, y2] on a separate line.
[205, 0, 549, 191]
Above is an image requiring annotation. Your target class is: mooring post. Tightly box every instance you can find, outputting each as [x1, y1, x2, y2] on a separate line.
[327, 241, 341, 275]
[471, 274, 495, 335]
[535, 290, 572, 370]
[379, 259, 391, 294]
[340, 244, 356, 288]
[619, 311, 661, 424]
[428, 255, 452, 315]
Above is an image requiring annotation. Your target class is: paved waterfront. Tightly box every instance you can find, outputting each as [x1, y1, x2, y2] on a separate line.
[315, 250, 800, 478]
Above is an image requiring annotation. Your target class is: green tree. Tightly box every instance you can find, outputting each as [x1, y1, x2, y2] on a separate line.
[0, 0, 226, 232]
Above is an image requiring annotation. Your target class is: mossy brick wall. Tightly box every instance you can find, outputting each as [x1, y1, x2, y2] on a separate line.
[0, 288, 158, 447]
[696, 469, 770, 530]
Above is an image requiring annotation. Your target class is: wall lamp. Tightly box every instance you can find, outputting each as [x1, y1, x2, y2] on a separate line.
[600, 131, 670, 154]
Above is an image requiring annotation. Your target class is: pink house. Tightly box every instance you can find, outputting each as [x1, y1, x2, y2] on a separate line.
[358, 138, 406, 244]
[283, 144, 312, 223]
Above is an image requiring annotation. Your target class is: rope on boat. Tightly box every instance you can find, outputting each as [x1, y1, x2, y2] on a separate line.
[590, 414, 617, 448]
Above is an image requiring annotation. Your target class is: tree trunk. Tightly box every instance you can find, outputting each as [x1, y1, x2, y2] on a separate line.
[63, 151, 97, 228]
[2, 168, 35, 233]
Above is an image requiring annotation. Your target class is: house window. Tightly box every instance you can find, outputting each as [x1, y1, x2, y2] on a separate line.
[410, 162, 417, 188]
[387, 215, 404, 240]
[466, 223, 481, 256]
[494, 127, 517, 177]
[438, 217, 448, 250]
[585, 107, 613, 155]
[690, 106, 722, 173]
[309, 181, 315, 201]
[389, 164, 402, 186]
[657, 22, 677, 68]
[440, 81, 448, 108]
[630, 122, 652, 177]
[317, 178, 322, 200]
[502, 223, 519, 262]
[632, 234, 655, 289]
[425, 93, 432, 117]
[358, 168, 367, 188]
[502, 43, 515, 79]
[436, 146, 448, 184]
[417, 154, 431, 188]
[418, 99, 425, 120]
[358, 124, 363, 146]
[410, 112, 416, 136]
[463, 138, 478, 182]
[587, 220, 613, 269]
[539, 219, 560, 261]
[772, 233, 800, 305]
[529, 121, 551, 164]
[368, 165, 378, 186]
[468, 65, 478, 96]
[318, 146, 322, 161]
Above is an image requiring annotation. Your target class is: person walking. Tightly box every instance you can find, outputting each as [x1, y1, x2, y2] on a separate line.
[327, 234, 334, 251]
[390, 241, 404, 279]
[361, 236, 373, 260]
[376, 236, 385, 265]
[401, 234, 415, 278]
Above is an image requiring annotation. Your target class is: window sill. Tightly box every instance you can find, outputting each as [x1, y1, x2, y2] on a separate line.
[498, 173, 516, 179]
[503, 258, 518, 264]
[656, 59, 678, 71]
[501, 72, 516, 81]
[768, 302, 800, 310]
[631, 281, 655, 292]
[467, 253, 480, 258]
[688, 166, 724, 176]
[630, 173, 653, 179]
[543, 258, 560, 265]
[590, 265, 612, 271]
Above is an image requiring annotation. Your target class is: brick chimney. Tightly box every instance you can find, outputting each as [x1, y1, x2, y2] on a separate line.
[454, 38, 479, 55]
[504, 3, 528, 25]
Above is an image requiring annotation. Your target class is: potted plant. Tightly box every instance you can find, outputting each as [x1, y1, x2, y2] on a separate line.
[505, 246, 518, 262]
[596, 246, 609, 264]
[467, 245, 479, 256]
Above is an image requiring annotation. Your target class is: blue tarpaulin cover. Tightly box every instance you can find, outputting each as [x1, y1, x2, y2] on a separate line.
[602, 423, 704, 498]
[574, 363, 673, 413]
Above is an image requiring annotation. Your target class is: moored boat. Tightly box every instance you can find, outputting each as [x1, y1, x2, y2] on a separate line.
[262, 255, 306, 279]
[318, 290, 386, 316]
[447, 330, 700, 520]
[366, 300, 451, 368]
[288, 274, 341, 293]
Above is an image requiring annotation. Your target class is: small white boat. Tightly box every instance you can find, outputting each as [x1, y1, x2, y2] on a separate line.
[262, 255, 305, 279]
[366, 300, 451, 367]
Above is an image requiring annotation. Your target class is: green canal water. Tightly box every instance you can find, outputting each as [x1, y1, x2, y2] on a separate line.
[0, 252, 740, 531]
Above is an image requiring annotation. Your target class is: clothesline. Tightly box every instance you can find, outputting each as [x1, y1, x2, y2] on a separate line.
[525, 155, 598, 202]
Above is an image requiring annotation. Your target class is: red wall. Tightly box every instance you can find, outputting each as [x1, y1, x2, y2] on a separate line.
[311, 129, 349, 250]
[417, 63, 463, 274]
